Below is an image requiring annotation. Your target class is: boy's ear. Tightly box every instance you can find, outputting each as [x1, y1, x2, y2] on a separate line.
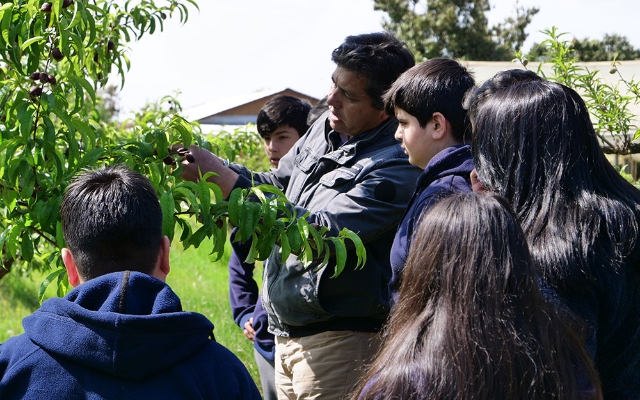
[61, 248, 81, 288]
[431, 112, 450, 140]
[152, 236, 171, 282]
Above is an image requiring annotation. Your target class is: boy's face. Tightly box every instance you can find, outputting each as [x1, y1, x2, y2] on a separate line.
[394, 107, 437, 169]
[262, 124, 301, 168]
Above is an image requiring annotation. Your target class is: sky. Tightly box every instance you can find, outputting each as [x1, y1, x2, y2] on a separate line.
[113, 0, 640, 117]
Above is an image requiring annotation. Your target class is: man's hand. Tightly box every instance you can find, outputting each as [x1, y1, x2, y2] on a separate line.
[176, 145, 240, 199]
[243, 317, 256, 342]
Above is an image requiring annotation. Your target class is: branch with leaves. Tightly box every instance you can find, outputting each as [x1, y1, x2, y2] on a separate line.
[514, 27, 640, 156]
[0, 1, 367, 300]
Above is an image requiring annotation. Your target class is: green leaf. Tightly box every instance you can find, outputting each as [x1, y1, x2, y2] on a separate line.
[67, 75, 96, 104]
[197, 175, 211, 221]
[173, 187, 198, 210]
[254, 183, 286, 199]
[210, 217, 226, 261]
[227, 187, 243, 227]
[169, 116, 195, 147]
[52, 108, 76, 135]
[308, 222, 325, 253]
[39, 268, 67, 303]
[155, 129, 169, 158]
[20, 36, 45, 52]
[302, 241, 313, 265]
[279, 232, 291, 265]
[21, 232, 33, 262]
[79, 148, 105, 168]
[6, 225, 20, 260]
[238, 201, 262, 243]
[0, 4, 13, 44]
[188, 225, 208, 249]
[245, 232, 260, 264]
[160, 190, 175, 240]
[260, 198, 277, 232]
[341, 228, 367, 269]
[55, 220, 65, 248]
[287, 222, 302, 253]
[17, 102, 34, 138]
[3, 188, 17, 213]
[258, 219, 284, 260]
[329, 237, 347, 278]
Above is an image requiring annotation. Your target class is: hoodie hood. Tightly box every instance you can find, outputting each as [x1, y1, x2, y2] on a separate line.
[22, 271, 214, 381]
[417, 143, 474, 189]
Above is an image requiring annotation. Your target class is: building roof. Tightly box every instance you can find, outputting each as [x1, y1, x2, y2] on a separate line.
[183, 87, 320, 126]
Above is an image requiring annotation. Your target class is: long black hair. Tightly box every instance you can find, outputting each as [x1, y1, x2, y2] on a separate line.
[352, 193, 601, 399]
[466, 69, 640, 290]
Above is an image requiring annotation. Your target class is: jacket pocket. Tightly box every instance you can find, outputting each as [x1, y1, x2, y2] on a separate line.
[319, 164, 362, 190]
[266, 255, 333, 328]
[294, 147, 319, 173]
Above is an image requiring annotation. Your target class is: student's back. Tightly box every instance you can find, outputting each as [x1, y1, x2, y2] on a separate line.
[353, 193, 601, 400]
[0, 166, 261, 399]
[467, 69, 640, 398]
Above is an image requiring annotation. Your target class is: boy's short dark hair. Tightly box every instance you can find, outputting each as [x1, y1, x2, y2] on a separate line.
[383, 58, 475, 143]
[331, 32, 415, 110]
[60, 165, 163, 280]
[257, 95, 312, 138]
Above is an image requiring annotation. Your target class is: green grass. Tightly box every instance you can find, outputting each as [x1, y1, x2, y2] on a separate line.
[0, 240, 261, 389]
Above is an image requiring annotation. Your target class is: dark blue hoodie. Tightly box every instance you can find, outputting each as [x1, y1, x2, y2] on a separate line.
[388, 144, 474, 304]
[0, 271, 261, 400]
[229, 227, 274, 361]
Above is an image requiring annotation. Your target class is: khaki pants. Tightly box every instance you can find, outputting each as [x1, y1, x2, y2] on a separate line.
[275, 330, 381, 400]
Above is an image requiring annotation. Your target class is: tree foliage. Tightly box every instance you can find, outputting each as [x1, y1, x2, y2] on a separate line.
[529, 33, 640, 62]
[515, 28, 640, 156]
[374, 0, 538, 61]
[0, 0, 363, 295]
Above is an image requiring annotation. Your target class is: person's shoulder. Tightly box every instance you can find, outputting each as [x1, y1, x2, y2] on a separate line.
[193, 341, 262, 398]
[198, 340, 255, 373]
[0, 333, 38, 361]
[0, 333, 49, 386]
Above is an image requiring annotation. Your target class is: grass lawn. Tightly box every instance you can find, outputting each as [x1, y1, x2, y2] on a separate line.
[0, 239, 262, 390]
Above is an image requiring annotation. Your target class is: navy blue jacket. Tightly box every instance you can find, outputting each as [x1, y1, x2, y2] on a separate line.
[229, 227, 275, 361]
[388, 144, 474, 304]
[0, 271, 261, 400]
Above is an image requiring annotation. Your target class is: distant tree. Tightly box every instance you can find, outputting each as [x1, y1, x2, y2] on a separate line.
[571, 34, 640, 61]
[516, 28, 640, 158]
[96, 84, 120, 122]
[528, 34, 640, 62]
[374, 0, 538, 61]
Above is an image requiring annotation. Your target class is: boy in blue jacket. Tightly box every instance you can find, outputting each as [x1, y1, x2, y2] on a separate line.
[0, 165, 261, 400]
[383, 59, 476, 304]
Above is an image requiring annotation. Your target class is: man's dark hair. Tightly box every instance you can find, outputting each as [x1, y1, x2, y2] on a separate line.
[257, 95, 312, 138]
[383, 58, 475, 143]
[331, 32, 415, 110]
[60, 165, 163, 280]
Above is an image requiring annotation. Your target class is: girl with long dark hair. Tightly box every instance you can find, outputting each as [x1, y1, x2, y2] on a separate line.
[466, 69, 640, 398]
[353, 193, 600, 399]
